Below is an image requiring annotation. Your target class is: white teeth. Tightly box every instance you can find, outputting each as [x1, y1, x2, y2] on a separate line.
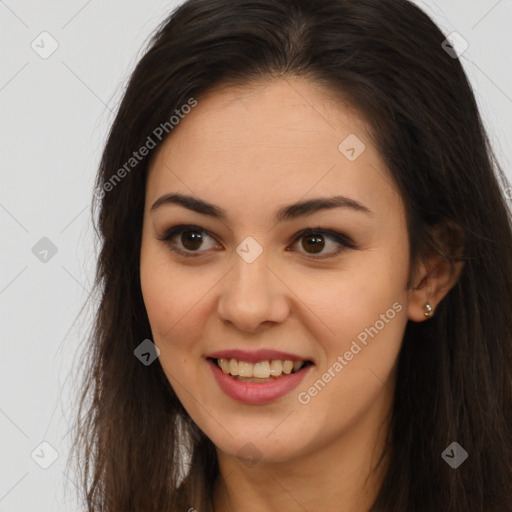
[216, 358, 307, 378]
[282, 360, 293, 374]
[220, 358, 230, 374]
[238, 361, 253, 377]
[253, 361, 271, 378]
[229, 359, 239, 376]
[269, 360, 282, 376]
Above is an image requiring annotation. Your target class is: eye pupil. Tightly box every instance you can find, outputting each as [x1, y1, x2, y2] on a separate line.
[302, 234, 325, 254]
[181, 230, 203, 250]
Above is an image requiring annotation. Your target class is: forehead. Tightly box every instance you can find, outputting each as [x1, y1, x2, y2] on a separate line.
[151, 77, 372, 166]
[145, 77, 402, 224]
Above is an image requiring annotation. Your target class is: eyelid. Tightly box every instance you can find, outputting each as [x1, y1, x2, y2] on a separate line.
[157, 224, 358, 259]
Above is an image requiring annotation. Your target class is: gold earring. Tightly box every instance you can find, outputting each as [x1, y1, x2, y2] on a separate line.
[424, 302, 433, 318]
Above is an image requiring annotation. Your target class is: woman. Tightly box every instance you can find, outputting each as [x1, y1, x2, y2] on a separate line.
[68, 0, 512, 510]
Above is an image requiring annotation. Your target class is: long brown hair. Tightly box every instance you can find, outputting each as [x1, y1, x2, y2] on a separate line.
[67, 0, 512, 510]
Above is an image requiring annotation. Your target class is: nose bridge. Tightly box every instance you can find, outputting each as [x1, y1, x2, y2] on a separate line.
[217, 237, 288, 331]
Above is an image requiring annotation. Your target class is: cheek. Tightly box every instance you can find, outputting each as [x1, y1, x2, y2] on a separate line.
[304, 269, 407, 389]
[291, 281, 407, 452]
[140, 243, 211, 346]
[296, 240, 409, 412]
[311, 240, 409, 349]
[139, 247, 232, 412]
[140, 254, 207, 397]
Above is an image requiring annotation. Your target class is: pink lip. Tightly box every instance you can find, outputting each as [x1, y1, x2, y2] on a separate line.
[207, 349, 311, 363]
[207, 358, 313, 405]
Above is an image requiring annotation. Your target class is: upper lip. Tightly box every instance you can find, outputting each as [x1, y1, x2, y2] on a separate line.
[207, 349, 312, 364]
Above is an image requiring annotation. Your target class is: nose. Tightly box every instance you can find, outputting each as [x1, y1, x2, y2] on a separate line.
[216, 247, 290, 333]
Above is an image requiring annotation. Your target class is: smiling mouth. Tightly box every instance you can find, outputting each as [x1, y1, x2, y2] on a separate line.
[208, 357, 314, 383]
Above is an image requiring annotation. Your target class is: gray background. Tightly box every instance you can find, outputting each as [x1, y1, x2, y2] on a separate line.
[1, 1, 511, 510]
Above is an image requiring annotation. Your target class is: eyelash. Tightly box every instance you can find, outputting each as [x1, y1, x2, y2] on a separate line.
[157, 224, 358, 260]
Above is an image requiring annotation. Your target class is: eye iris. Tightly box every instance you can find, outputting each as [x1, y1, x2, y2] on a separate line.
[181, 230, 203, 250]
[302, 234, 325, 254]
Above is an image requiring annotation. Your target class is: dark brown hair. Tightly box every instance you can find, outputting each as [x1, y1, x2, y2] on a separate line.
[67, 0, 512, 510]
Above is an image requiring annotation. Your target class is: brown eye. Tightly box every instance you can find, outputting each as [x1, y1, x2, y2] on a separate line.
[289, 227, 357, 260]
[301, 233, 325, 254]
[180, 229, 204, 251]
[158, 225, 218, 258]
[159, 225, 357, 260]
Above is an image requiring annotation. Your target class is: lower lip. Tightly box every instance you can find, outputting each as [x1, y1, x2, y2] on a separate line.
[207, 358, 313, 405]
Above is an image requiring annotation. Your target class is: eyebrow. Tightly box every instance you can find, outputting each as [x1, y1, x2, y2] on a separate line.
[150, 193, 373, 222]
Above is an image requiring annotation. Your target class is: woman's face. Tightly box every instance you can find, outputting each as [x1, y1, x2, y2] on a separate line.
[140, 77, 413, 465]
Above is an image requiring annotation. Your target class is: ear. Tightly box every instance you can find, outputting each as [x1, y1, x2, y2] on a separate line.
[407, 220, 465, 322]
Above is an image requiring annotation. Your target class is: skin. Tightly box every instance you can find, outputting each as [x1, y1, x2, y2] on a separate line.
[140, 76, 462, 512]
